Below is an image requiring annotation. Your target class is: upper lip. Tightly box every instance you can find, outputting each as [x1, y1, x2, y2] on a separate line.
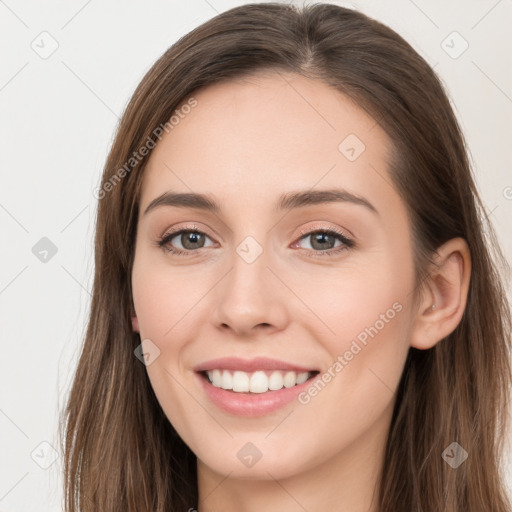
[193, 357, 317, 373]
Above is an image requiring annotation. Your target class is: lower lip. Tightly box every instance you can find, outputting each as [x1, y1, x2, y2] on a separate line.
[197, 373, 314, 417]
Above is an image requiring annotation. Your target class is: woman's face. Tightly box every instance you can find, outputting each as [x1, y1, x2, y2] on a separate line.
[131, 71, 418, 481]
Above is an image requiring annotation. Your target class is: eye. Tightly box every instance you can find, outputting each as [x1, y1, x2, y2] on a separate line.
[157, 228, 216, 256]
[155, 225, 354, 258]
[293, 227, 354, 256]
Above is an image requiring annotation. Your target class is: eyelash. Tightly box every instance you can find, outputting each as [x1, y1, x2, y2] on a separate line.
[296, 227, 354, 257]
[155, 226, 354, 258]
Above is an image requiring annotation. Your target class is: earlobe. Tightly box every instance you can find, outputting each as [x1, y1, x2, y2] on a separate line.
[410, 238, 471, 350]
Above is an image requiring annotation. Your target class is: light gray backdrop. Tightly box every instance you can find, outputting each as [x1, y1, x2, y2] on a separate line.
[1, 0, 511, 510]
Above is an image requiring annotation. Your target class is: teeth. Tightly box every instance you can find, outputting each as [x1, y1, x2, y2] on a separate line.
[268, 371, 283, 390]
[221, 370, 233, 390]
[296, 371, 309, 384]
[212, 369, 222, 387]
[283, 371, 296, 388]
[250, 371, 268, 393]
[232, 371, 250, 392]
[205, 369, 311, 393]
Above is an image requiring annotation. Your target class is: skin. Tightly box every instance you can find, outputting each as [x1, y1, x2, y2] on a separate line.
[130, 71, 471, 512]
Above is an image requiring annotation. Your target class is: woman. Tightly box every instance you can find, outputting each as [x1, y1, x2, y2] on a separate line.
[60, 3, 512, 511]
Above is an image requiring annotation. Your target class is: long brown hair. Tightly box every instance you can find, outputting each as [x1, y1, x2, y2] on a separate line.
[59, 3, 512, 510]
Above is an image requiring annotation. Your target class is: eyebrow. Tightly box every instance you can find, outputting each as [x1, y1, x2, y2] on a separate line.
[143, 189, 379, 216]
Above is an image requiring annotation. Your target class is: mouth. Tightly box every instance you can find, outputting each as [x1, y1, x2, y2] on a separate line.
[194, 357, 320, 417]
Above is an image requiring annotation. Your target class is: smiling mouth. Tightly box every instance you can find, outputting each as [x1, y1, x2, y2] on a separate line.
[201, 369, 320, 394]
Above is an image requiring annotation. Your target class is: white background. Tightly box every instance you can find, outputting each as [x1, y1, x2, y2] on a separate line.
[1, 0, 511, 510]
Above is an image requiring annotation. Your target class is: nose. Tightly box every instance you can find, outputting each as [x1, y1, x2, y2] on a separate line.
[211, 243, 289, 339]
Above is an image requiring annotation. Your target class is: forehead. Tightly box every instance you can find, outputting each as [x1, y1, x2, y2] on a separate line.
[139, 71, 398, 217]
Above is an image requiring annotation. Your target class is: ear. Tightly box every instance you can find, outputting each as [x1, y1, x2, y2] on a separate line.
[410, 237, 471, 350]
[131, 302, 140, 333]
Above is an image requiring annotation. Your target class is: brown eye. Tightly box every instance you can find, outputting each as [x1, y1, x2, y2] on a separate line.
[158, 229, 215, 255]
[294, 229, 354, 255]
[308, 232, 338, 250]
[176, 231, 206, 250]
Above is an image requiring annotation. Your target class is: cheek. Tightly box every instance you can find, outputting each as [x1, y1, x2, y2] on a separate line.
[294, 247, 414, 414]
[303, 254, 414, 418]
[312, 288, 410, 407]
[131, 256, 207, 342]
[131, 267, 210, 443]
[293, 257, 412, 352]
[131, 257, 214, 411]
